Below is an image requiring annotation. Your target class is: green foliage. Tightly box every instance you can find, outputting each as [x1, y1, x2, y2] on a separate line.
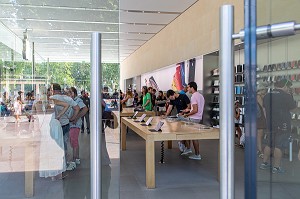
[1, 60, 120, 93]
[102, 63, 120, 90]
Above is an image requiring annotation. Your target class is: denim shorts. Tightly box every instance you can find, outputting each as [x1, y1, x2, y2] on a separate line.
[181, 117, 201, 124]
[62, 123, 70, 152]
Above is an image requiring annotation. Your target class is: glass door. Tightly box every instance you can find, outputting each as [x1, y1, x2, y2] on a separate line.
[254, 1, 300, 199]
[0, 1, 120, 199]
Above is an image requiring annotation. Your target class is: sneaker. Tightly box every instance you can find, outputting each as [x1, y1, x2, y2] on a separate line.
[178, 142, 185, 152]
[181, 148, 192, 156]
[257, 151, 264, 159]
[259, 162, 271, 170]
[272, 167, 285, 174]
[66, 162, 76, 171]
[75, 159, 81, 165]
[189, 154, 202, 160]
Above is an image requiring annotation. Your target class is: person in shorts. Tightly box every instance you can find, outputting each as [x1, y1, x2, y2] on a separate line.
[67, 87, 88, 166]
[256, 89, 267, 158]
[260, 79, 296, 173]
[50, 83, 80, 171]
[181, 82, 205, 160]
[165, 89, 191, 152]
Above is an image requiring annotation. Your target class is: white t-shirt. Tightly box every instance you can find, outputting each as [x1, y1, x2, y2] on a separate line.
[50, 94, 77, 126]
[69, 97, 86, 128]
[126, 97, 134, 107]
[189, 91, 205, 120]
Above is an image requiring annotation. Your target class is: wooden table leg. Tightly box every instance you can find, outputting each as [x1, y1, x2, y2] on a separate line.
[121, 121, 127, 151]
[167, 141, 172, 149]
[113, 114, 118, 129]
[25, 144, 35, 198]
[146, 139, 155, 188]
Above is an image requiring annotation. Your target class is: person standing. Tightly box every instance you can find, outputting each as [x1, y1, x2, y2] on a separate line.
[142, 86, 152, 111]
[165, 89, 190, 116]
[80, 90, 90, 134]
[256, 89, 267, 158]
[50, 83, 80, 171]
[121, 90, 134, 107]
[156, 91, 167, 115]
[234, 101, 243, 146]
[133, 90, 139, 105]
[165, 89, 191, 152]
[260, 79, 296, 173]
[151, 88, 157, 109]
[13, 96, 22, 121]
[181, 82, 205, 160]
[67, 87, 88, 166]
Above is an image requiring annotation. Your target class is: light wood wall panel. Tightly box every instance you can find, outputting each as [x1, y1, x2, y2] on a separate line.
[121, 0, 244, 81]
[121, 0, 300, 84]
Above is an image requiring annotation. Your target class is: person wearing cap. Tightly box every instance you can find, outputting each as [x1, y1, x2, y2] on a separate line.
[260, 79, 296, 173]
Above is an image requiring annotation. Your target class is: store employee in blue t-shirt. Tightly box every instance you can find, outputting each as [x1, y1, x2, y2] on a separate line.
[164, 89, 191, 116]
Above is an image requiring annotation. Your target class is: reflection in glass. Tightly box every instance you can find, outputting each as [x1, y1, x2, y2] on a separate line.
[0, 0, 120, 198]
[257, 1, 300, 198]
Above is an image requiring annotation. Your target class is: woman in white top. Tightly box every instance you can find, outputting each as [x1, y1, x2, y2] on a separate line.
[121, 90, 134, 107]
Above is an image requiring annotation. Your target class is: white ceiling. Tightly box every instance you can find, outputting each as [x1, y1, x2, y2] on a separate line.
[0, 0, 198, 63]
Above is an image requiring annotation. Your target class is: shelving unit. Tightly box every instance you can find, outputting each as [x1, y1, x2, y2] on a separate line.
[257, 60, 300, 140]
[204, 65, 245, 132]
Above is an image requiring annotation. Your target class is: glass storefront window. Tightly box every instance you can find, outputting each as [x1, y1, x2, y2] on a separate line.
[256, 1, 300, 199]
[0, 1, 120, 199]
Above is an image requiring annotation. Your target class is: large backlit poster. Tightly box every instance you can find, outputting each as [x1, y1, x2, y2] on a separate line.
[141, 56, 203, 92]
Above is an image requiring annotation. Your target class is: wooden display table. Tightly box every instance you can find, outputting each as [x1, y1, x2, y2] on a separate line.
[111, 108, 156, 129]
[120, 116, 219, 188]
[0, 117, 41, 198]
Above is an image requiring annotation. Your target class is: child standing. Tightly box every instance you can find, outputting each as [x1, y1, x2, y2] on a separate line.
[14, 96, 22, 121]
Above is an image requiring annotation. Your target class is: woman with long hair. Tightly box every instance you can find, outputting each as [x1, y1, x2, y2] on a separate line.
[121, 90, 134, 107]
[142, 86, 152, 111]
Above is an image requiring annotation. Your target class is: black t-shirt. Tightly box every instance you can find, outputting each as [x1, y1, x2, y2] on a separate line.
[149, 93, 155, 107]
[263, 89, 296, 132]
[81, 96, 90, 109]
[156, 96, 166, 107]
[170, 94, 190, 113]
